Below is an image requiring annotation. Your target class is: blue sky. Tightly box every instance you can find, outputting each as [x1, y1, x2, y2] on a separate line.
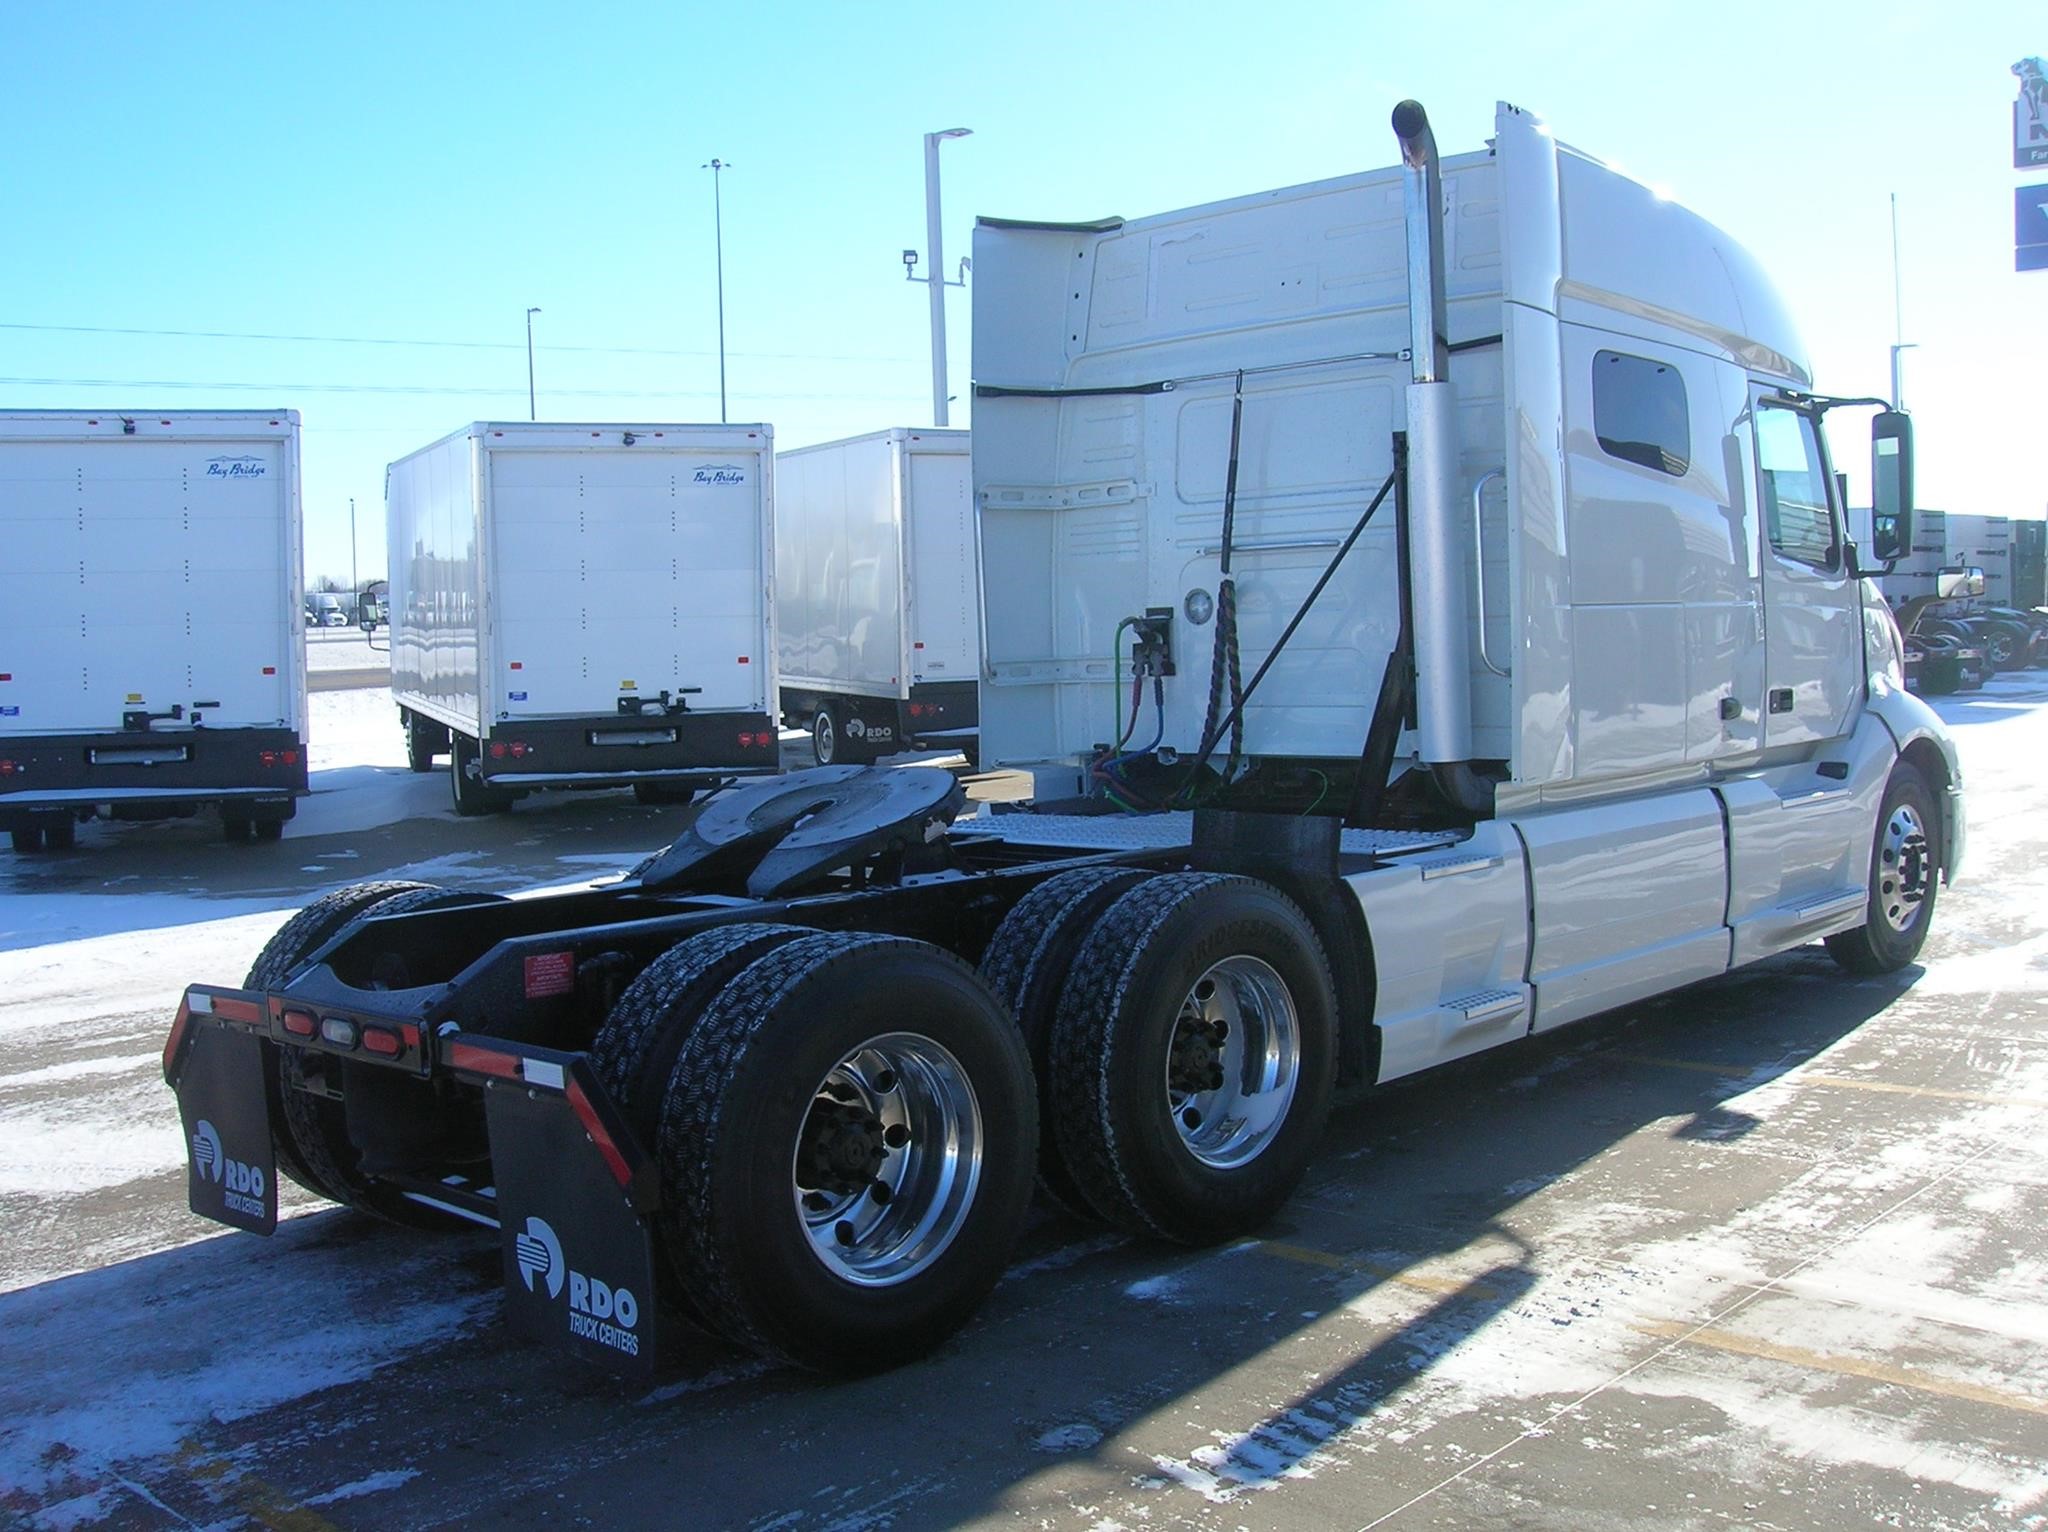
[1, 1, 2041, 582]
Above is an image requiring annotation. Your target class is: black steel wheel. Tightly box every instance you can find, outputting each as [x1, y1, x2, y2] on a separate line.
[404, 710, 441, 774]
[656, 931, 1036, 1371]
[450, 736, 514, 816]
[1047, 873, 1337, 1245]
[978, 865, 1153, 1219]
[1826, 763, 1941, 975]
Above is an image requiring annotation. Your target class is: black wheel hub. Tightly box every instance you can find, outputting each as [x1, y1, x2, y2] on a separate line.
[1168, 1012, 1228, 1095]
[798, 1096, 889, 1197]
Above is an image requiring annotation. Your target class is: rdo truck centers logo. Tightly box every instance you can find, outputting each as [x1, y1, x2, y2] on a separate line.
[691, 463, 748, 487]
[191, 1117, 267, 1217]
[515, 1215, 641, 1356]
[204, 455, 269, 481]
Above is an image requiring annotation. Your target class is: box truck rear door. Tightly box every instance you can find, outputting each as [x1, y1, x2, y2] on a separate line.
[2, 439, 293, 734]
[489, 449, 767, 718]
[906, 448, 978, 681]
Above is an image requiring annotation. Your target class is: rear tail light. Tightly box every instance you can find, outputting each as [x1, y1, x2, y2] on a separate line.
[490, 742, 507, 759]
[0, 760, 15, 777]
[360, 1027, 402, 1058]
[260, 750, 276, 767]
[319, 1017, 358, 1049]
[738, 731, 775, 748]
[281, 1009, 317, 1038]
[509, 741, 529, 759]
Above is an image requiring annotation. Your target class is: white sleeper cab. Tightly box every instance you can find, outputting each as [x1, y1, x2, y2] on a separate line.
[164, 102, 1956, 1381]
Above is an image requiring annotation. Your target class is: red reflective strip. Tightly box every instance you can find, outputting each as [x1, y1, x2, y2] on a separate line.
[211, 995, 265, 1025]
[400, 1023, 422, 1049]
[162, 1001, 193, 1078]
[566, 1077, 633, 1188]
[448, 1040, 520, 1079]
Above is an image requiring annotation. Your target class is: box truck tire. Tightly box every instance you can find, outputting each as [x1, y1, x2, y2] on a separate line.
[1048, 874, 1337, 1245]
[450, 736, 517, 817]
[1825, 764, 1941, 975]
[656, 931, 1037, 1371]
[404, 710, 445, 774]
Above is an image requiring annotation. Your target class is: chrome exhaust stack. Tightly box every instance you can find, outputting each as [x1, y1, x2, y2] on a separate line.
[1393, 99, 1492, 814]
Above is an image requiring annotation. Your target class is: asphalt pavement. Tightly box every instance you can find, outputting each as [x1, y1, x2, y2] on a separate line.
[2, 676, 2044, 1531]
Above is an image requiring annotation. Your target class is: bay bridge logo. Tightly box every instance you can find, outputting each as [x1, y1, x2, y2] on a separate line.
[204, 455, 269, 481]
[691, 463, 748, 487]
[191, 1117, 267, 1216]
[515, 1215, 641, 1356]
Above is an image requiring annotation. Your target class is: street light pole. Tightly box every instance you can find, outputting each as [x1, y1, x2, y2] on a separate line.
[349, 496, 358, 606]
[525, 306, 541, 420]
[703, 158, 730, 423]
[921, 128, 971, 427]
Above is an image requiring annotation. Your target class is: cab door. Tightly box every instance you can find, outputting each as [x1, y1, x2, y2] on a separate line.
[1749, 391, 1859, 747]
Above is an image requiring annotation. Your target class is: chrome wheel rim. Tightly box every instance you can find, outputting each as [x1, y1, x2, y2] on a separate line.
[1164, 956, 1301, 1169]
[1878, 802, 1932, 933]
[792, 1032, 981, 1287]
[815, 712, 835, 763]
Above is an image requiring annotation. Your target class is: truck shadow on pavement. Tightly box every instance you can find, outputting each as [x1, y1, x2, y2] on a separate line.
[0, 944, 1914, 1530]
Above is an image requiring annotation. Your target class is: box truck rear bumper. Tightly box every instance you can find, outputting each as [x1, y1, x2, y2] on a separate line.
[906, 680, 978, 748]
[164, 984, 661, 1377]
[478, 711, 778, 788]
[0, 728, 307, 820]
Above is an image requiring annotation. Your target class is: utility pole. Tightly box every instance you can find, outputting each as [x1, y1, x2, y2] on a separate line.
[1888, 194, 1915, 407]
[913, 129, 972, 427]
[704, 158, 730, 423]
[348, 496, 358, 608]
[525, 306, 541, 420]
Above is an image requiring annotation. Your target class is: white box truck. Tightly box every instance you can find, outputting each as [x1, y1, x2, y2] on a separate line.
[775, 427, 980, 766]
[167, 101, 1962, 1381]
[385, 423, 780, 814]
[0, 410, 308, 852]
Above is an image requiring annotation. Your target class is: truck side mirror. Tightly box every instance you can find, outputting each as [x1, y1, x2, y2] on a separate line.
[1935, 565, 1986, 599]
[1870, 410, 1913, 562]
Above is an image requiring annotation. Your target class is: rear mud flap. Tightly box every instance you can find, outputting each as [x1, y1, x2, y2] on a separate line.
[175, 1023, 278, 1235]
[486, 1079, 659, 1380]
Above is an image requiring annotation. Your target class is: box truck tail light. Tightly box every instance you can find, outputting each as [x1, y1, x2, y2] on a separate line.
[739, 732, 775, 749]
[0, 761, 15, 777]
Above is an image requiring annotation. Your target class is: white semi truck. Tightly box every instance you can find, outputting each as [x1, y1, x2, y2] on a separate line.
[1, 410, 308, 851]
[166, 102, 1956, 1381]
[384, 423, 781, 814]
[775, 428, 981, 766]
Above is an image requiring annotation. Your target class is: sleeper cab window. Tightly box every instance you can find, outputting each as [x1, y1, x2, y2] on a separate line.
[1754, 405, 1838, 569]
[1592, 349, 1690, 476]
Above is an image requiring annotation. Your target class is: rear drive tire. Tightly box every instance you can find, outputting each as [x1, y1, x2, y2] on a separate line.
[979, 866, 1153, 1219]
[221, 815, 253, 843]
[42, 821, 76, 851]
[656, 931, 1037, 1371]
[245, 880, 449, 1202]
[9, 827, 44, 854]
[1048, 873, 1337, 1245]
[1825, 764, 1941, 975]
[270, 884, 500, 1224]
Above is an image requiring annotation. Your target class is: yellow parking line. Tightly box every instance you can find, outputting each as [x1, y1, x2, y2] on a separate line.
[1635, 1320, 2048, 1419]
[1607, 1053, 2048, 1111]
[1257, 1240, 1503, 1301]
[175, 1442, 347, 1532]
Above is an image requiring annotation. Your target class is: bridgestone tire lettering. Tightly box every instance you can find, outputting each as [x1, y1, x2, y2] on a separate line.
[1048, 873, 1337, 1245]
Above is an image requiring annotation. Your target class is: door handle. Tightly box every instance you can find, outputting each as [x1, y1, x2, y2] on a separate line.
[1768, 688, 1794, 714]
